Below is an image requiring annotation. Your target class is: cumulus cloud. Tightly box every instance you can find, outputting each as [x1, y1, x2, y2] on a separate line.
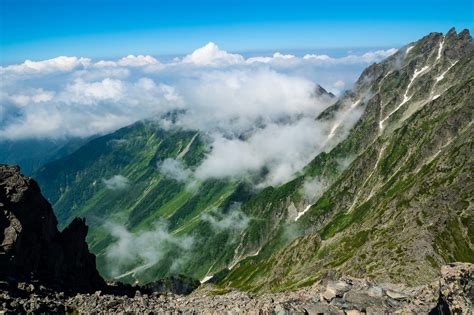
[117, 55, 159, 67]
[172, 69, 319, 135]
[182, 42, 244, 66]
[246, 52, 296, 64]
[105, 221, 194, 278]
[194, 118, 329, 186]
[0, 56, 90, 76]
[103, 175, 130, 190]
[62, 78, 124, 104]
[0, 43, 397, 186]
[8, 88, 55, 106]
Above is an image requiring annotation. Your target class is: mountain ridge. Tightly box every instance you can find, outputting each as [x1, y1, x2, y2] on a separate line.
[29, 28, 474, 292]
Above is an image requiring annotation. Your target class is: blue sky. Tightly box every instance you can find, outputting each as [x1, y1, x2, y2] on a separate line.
[1, 0, 473, 64]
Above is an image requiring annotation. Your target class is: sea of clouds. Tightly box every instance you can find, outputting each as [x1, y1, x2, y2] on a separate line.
[0, 43, 396, 186]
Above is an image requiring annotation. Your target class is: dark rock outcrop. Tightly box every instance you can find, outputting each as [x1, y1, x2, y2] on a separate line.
[0, 164, 105, 292]
[142, 275, 200, 296]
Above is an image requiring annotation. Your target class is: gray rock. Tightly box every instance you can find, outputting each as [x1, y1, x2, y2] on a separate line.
[303, 302, 345, 315]
[367, 286, 384, 297]
[321, 280, 352, 301]
[385, 290, 408, 300]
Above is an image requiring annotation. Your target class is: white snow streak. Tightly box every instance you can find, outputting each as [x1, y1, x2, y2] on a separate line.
[347, 146, 385, 212]
[113, 262, 155, 280]
[379, 66, 429, 129]
[294, 204, 313, 222]
[326, 99, 361, 140]
[436, 37, 445, 61]
[200, 275, 214, 283]
[228, 249, 261, 270]
[177, 132, 199, 159]
[436, 61, 458, 82]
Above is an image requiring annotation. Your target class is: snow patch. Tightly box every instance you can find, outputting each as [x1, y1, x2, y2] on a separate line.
[327, 122, 341, 139]
[294, 204, 313, 221]
[348, 145, 385, 212]
[200, 275, 214, 283]
[436, 37, 445, 61]
[177, 132, 199, 159]
[228, 249, 261, 270]
[405, 45, 414, 55]
[379, 66, 429, 129]
[436, 61, 458, 82]
[350, 99, 361, 109]
[327, 98, 361, 140]
[113, 262, 155, 280]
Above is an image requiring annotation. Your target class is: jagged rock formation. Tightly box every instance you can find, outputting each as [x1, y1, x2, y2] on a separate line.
[0, 164, 106, 292]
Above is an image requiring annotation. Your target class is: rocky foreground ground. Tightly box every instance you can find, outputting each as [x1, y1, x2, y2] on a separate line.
[1, 263, 472, 314]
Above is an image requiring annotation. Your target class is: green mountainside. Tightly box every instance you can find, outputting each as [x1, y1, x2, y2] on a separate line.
[218, 28, 474, 292]
[34, 28, 473, 291]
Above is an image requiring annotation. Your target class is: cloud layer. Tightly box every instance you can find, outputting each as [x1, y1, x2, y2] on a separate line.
[1, 43, 396, 185]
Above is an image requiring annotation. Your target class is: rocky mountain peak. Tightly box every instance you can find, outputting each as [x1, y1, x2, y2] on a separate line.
[0, 164, 105, 292]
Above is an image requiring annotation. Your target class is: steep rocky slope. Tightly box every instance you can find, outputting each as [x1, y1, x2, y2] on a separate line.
[0, 164, 105, 292]
[218, 28, 473, 291]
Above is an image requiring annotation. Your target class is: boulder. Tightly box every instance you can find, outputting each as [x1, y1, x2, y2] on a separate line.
[321, 280, 352, 301]
[367, 285, 384, 297]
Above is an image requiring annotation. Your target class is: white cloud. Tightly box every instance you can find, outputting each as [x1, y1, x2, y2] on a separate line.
[303, 48, 397, 64]
[158, 158, 192, 182]
[118, 55, 159, 67]
[0, 43, 399, 186]
[182, 42, 244, 66]
[194, 118, 329, 186]
[105, 221, 194, 278]
[246, 52, 296, 64]
[62, 78, 124, 104]
[8, 89, 55, 107]
[173, 69, 319, 135]
[0, 56, 90, 75]
[301, 177, 328, 203]
[201, 204, 250, 231]
[103, 175, 130, 190]
[333, 80, 345, 89]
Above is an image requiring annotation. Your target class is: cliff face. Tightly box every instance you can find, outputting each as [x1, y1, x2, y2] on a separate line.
[0, 164, 105, 292]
